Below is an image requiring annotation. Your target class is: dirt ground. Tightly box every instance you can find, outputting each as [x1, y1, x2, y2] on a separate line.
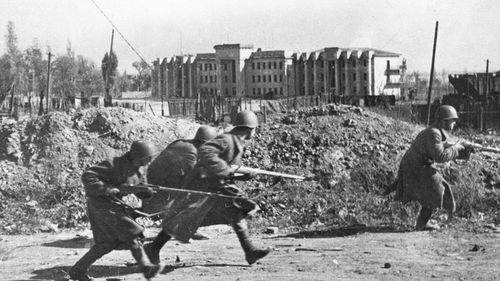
[1, 224, 500, 281]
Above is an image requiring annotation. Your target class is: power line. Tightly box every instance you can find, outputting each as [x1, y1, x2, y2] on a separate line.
[89, 0, 154, 71]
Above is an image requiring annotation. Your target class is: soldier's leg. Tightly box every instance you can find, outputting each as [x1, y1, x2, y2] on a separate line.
[228, 212, 272, 265]
[127, 238, 165, 279]
[416, 207, 440, 231]
[143, 231, 172, 264]
[69, 241, 117, 281]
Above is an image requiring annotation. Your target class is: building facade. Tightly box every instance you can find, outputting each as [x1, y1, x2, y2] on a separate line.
[152, 43, 403, 100]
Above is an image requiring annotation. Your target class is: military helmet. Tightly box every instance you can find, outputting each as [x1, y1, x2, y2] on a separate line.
[194, 126, 218, 141]
[129, 140, 157, 161]
[435, 105, 458, 120]
[233, 110, 259, 128]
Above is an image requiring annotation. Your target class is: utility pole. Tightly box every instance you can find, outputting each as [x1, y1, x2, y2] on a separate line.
[426, 21, 439, 126]
[485, 59, 489, 99]
[45, 52, 52, 114]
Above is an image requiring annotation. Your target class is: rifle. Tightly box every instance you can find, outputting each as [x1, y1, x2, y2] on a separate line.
[444, 141, 500, 154]
[117, 183, 244, 200]
[231, 165, 310, 181]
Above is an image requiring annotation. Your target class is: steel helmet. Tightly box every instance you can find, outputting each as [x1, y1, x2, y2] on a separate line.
[129, 140, 157, 161]
[233, 110, 259, 128]
[194, 126, 218, 141]
[435, 105, 458, 120]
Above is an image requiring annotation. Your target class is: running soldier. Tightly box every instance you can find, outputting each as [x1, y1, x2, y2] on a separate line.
[144, 110, 271, 265]
[69, 141, 164, 281]
[386, 105, 468, 231]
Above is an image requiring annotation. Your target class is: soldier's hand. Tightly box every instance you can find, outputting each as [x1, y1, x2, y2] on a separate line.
[107, 188, 121, 196]
[453, 142, 465, 150]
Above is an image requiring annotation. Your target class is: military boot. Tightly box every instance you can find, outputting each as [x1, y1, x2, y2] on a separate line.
[130, 245, 165, 280]
[233, 220, 272, 265]
[69, 243, 114, 281]
[144, 231, 172, 264]
[415, 208, 440, 231]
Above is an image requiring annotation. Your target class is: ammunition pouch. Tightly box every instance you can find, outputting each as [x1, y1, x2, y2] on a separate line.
[457, 147, 475, 160]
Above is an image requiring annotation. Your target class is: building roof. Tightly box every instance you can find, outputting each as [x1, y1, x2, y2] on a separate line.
[250, 50, 285, 59]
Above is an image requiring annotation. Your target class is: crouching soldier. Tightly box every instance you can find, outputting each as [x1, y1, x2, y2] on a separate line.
[144, 110, 271, 265]
[386, 105, 468, 231]
[69, 141, 164, 281]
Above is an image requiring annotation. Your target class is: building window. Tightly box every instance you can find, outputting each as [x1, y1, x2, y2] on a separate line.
[200, 76, 203, 83]
[321, 86, 325, 92]
[280, 88, 283, 95]
[257, 62, 260, 69]
[215, 76, 217, 83]
[353, 60, 356, 67]
[364, 73, 367, 81]
[268, 62, 272, 69]
[258, 75, 261, 82]
[263, 75, 266, 82]
[274, 62, 277, 69]
[274, 75, 277, 82]
[252, 62, 255, 69]
[274, 87, 277, 94]
[253, 88, 256, 96]
[268, 75, 271, 82]
[209, 64, 213, 71]
[280, 75, 283, 82]
[205, 76, 208, 83]
[224, 64, 228, 71]
[354, 86, 357, 93]
[199, 64, 203, 71]
[225, 88, 229, 96]
[364, 60, 367, 67]
[353, 73, 356, 81]
[263, 62, 266, 69]
[321, 74, 324, 82]
[210, 76, 213, 83]
[225, 76, 228, 82]
[258, 88, 261, 96]
[279, 62, 283, 69]
[252, 76, 255, 83]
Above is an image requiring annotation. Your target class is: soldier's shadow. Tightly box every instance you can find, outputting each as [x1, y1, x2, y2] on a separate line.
[30, 262, 245, 280]
[42, 237, 94, 249]
[270, 224, 408, 239]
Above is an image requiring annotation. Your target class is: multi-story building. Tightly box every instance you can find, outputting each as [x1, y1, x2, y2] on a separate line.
[152, 43, 403, 100]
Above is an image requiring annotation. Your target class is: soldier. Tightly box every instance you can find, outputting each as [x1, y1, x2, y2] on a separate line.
[144, 110, 271, 265]
[69, 141, 164, 281]
[386, 105, 468, 231]
[142, 126, 218, 253]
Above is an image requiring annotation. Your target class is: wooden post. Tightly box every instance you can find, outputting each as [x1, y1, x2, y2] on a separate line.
[426, 21, 439, 126]
[479, 106, 484, 132]
[46, 52, 52, 114]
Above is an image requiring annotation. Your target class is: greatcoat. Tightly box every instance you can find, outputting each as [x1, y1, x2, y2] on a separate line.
[82, 152, 147, 246]
[394, 122, 460, 211]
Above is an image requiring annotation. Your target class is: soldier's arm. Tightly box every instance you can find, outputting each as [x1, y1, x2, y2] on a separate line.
[81, 161, 118, 197]
[198, 137, 232, 178]
[428, 129, 460, 163]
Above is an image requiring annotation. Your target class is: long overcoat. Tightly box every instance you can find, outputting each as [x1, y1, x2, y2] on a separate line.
[82, 152, 147, 245]
[394, 122, 460, 211]
[160, 131, 257, 241]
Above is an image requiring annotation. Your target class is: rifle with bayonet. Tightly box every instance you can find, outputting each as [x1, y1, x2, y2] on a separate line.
[117, 183, 245, 200]
[231, 165, 315, 181]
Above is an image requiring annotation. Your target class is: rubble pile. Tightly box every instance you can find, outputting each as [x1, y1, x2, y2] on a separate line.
[0, 104, 499, 234]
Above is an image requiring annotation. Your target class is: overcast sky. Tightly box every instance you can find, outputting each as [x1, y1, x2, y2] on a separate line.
[1, 0, 498, 75]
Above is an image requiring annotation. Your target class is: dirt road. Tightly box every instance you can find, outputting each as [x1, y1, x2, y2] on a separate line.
[1, 224, 499, 281]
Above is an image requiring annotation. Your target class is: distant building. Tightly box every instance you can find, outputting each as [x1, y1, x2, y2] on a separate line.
[152, 43, 403, 100]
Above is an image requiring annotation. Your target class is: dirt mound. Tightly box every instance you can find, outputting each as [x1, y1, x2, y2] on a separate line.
[1, 104, 500, 234]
